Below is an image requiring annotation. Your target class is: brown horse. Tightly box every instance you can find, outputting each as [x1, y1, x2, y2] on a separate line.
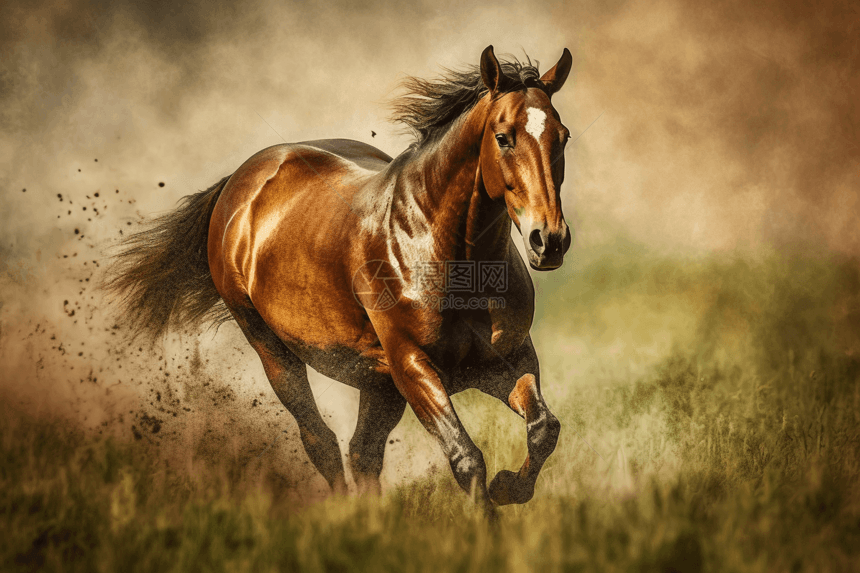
[106, 46, 573, 513]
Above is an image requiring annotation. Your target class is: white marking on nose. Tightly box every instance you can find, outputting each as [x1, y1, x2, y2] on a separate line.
[525, 108, 547, 142]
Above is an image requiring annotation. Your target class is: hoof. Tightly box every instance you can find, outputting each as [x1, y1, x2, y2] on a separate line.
[484, 502, 499, 524]
[330, 475, 350, 497]
[354, 475, 382, 497]
[488, 470, 534, 506]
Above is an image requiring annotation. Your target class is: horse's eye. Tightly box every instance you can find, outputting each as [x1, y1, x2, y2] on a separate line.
[495, 134, 509, 148]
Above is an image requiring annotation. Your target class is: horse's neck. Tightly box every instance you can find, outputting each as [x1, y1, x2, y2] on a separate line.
[400, 99, 511, 262]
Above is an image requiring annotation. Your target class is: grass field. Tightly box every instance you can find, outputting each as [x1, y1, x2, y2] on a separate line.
[2, 244, 859, 572]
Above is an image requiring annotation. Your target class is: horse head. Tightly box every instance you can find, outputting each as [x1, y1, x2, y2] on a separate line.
[478, 45, 574, 271]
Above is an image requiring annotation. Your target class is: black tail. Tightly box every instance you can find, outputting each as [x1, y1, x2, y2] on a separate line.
[103, 175, 233, 342]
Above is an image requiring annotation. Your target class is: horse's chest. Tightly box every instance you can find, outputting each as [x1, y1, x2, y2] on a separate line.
[436, 303, 531, 369]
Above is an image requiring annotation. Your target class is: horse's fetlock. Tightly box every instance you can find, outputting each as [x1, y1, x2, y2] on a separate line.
[528, 410, 561, 457]
[545, 412, 561, 442]
[450, 448, 486, 490]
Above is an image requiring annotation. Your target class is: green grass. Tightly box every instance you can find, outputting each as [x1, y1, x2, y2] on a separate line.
[2, 246, 860, 572]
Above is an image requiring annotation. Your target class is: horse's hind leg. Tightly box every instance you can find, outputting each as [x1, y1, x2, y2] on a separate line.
[349, 383, 406, 494]
[471, 335, 560, 505]
[228, 304, 347, 494]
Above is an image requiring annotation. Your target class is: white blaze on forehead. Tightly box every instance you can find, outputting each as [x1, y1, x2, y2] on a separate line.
[525, 107, 547, 141]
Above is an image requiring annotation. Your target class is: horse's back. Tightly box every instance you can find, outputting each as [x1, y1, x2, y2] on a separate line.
[216, 138, 390, 205]
[210, 137, 390, 257]
[298, 139, 393, 171]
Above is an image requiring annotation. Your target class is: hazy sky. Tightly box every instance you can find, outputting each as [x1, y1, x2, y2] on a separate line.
[3, 0, 858, 263]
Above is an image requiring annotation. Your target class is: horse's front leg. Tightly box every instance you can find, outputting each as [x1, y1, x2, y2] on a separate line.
[473, 335, 561, 505]
[489, 371, 560, 505]
[377, 331, 494, 514]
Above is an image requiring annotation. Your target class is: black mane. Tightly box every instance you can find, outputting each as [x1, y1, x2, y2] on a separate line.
[390, 54, 543, 147]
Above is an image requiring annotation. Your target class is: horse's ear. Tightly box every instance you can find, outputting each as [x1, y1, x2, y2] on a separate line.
[480, 45, 502, 93]
[540, 48, 572, 96]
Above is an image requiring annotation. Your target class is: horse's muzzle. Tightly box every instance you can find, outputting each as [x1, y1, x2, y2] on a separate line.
[524, 220, 572, 271]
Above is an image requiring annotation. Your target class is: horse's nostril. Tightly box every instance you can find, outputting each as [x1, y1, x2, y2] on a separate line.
[529, 229, 544, 253]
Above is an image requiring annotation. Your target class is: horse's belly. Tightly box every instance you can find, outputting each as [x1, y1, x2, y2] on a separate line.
[286, 339, 392, 391]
